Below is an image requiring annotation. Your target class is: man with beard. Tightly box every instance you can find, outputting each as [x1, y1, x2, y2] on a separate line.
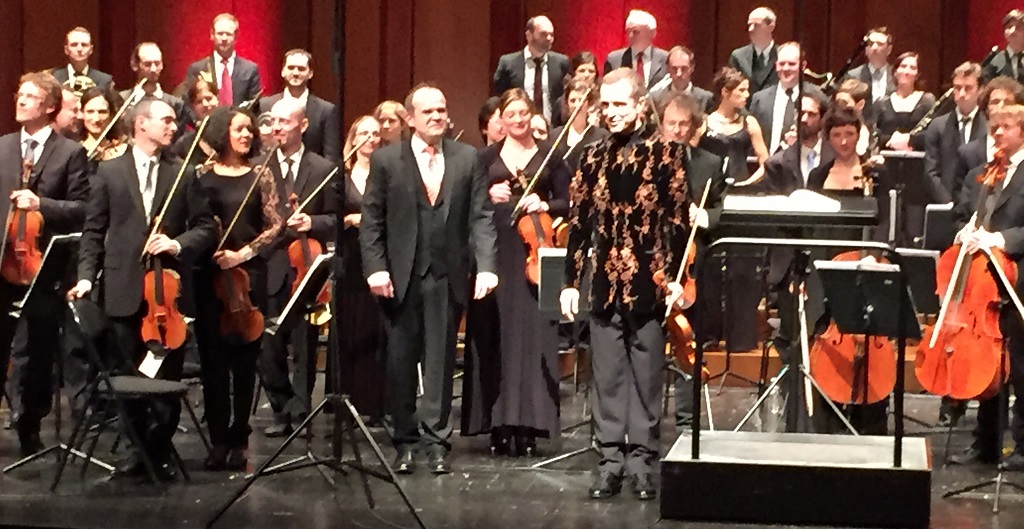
[259, 49, 341, 162]
[492, 15, 571, 126]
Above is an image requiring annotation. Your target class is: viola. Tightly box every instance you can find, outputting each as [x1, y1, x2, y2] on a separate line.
[141, 254, 188, 350]
[509, 169, 562, 285]
[0, 159, 44, 286]
[286, 194, 331, 308]
[214, 266, 264, 345]
[915, 150, 1014, 401]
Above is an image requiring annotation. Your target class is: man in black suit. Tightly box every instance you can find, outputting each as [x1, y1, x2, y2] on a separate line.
[492, 16, 571, 126]
[53, 85, 84, 142]
[603, 10, 668, 90]
[121, 43, 185, 123]
[259, 49, 341, 163]
[0, 72, 90, 456]
[257, 98, 338, 437]
[952, 77, 1024, 203]
[844, 27, 895, 122]
[750, 42, 825, 155]
[561, 69, 690, 501]
[728, 7, 779, 94]
[948, 104, 1024, 469]
[924, 62, 987, 203]
[982, 10, 1024, 84]
[183, 13, 262, 112]
[50, 27, 113, 91]
[360, 83, 497, 475]
[658, 92, 724, 428]
[68, 98, 216, 478]
[649, 46, 714, 113]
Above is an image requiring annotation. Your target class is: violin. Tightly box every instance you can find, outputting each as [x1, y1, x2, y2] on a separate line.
[286, 193, 331, 318]
[513, 170, 560, 285]
[0, 159, 44, 286]
[915, 150, 1018, 401]
[141, 252, 188, 350]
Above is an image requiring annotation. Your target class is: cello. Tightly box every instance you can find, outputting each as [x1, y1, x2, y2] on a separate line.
[0, 158, 44, 286]
[915, 150, 1024, 401]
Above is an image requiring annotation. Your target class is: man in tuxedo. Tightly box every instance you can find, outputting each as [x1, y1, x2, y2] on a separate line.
[728, 7, 779, 94]
[53, 86, 84, 141]
[121, 43, 185, 122]
[952, 77, 1024, 205]
[257, 98, 338, 437]
[259, 49, 341, 162]
[924, 62, 986, 204]
[750, 42, 825, 155]
[492, 15, 571, 126]
[360, 83, 497, 475]
[603, 10, 668, 90]
[68, 98, 216, 478]
[982, 10, 1024, 84]
[183, 13, 262, 113]
[948, 104, 1024, 469]
[845, 27, 895, 122]
[658, 92, 725, 428]
[0, 72, 90, 456]
[560, 68, 690, 501]
[649, 46, 714, 113]
[50, 27, 113, 91]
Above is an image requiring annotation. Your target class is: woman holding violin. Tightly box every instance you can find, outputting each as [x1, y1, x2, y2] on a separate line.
[193, 106, 282, 470]
[170, 74, 220, 166]
[79, 87, 128, 162]
[462, 88, 570, 457]
[335, 116, 387, 420]
[945, 105, 1024, 469]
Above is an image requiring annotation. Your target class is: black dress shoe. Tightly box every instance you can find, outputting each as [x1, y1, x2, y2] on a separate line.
[949, 445, 999, 466]
[17, 430, 43, 458]
[589, 471, 623, 499]
[394, 448, 416, 475]
[630, 473, 657, 501]
[514, 433, 537, 457]
[112, 459, 148, 480]
[1000, 451, 1024, 471]
[490, 431, 511, 456]
[427, 447, 451, 475]
[225, 448, 248, 471]
[205, 445, 230, 471]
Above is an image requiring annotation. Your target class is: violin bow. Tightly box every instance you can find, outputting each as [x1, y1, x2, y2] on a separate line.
[239, 89, 264, 111]
[288, 135, 369, 217]
[509, 87, 592, 226]
[662, 178, 712, 323]
[138, 116, 212, 261]
[560, 123, 594, 162]
[215, 146, 278, 253]
[87, 79, 148, 161]
[980, 246, 1024, 326]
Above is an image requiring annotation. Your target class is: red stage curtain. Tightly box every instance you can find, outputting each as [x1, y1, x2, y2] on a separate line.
[967, 0, 1017, 61]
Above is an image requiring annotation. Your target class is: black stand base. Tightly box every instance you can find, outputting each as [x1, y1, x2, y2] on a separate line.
[943, 472, 1024, 513]
[205, 394, 426, 529]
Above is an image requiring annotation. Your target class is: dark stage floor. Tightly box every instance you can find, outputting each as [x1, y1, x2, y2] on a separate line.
[2, 379, 1024, 529]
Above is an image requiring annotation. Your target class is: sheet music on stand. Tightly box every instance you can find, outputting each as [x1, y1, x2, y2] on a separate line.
[12, 233, 80, 319]
[266, 252, 333, 336]
[880, 150, 929, 206]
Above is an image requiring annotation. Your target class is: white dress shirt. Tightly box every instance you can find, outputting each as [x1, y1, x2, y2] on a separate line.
[631, 45, 654, 87]
[800, 138, 823, 185]
[214, 52, 237, 90]
[753, 41, 775, 65]
[66, 64, 91, 79]
[868, 64, 889, 102]
[955, 107, 979, 144]
[1008, 46, 1022, 78]
[277, 145, 305, 188]
[132, 146, 159, 218]
[410, 134, 445, 184]
[20, 126, 52, 165]
[283, 88, 310, 109]
[769, 84, 797, 153]
[523, 48, 550, 122]
[1002, 148, 1024, 189]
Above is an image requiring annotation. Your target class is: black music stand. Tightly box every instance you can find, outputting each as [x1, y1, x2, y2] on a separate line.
[206, 254, 425, 529]
[2, 234, 112, 474]
[881, 150, 927, 245]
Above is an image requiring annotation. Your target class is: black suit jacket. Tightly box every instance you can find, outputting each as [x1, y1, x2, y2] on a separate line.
[956, 162, 1024, 259]
[728, 44, 779, 94]
[262, 149, 339, 296]
[184, 55, 262, 111]
[549, 125, 610, 171]
[953, 137, 989, 203]
[493, 51, 571, 105]
[360, 138, 497, 305]
[924, 111, 987, 203]
[686, 146, 726, 232]
[78, 151, 216, 317]
[749, 83, 825, 152]
[649, 84, 715, 114]
[982, 49, 1024, 84]
[846, 63, 894, 124]
[51, 65, 113, 91]
[603, 47, 668, 88]
[260, 93, 341, 163]
[0, 131, 89, 239]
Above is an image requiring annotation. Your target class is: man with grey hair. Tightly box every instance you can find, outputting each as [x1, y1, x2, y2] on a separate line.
[492, 15, 571, 126]
[729, 7, 779, 93]
[603, 10, 668, 89]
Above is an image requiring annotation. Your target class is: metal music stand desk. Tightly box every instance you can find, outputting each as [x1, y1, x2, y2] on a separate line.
[2, 234, 112, 474]
[206, 253, 425, 529]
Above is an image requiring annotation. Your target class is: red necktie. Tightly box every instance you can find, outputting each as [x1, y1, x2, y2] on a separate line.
[219, 58, 233, 106]
[635, 51, 645, 86]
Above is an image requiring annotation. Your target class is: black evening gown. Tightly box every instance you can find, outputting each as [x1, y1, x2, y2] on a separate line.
[462, 140, 569, 438]
[334, 173, 387, 418]
[874, 92, 936, 245]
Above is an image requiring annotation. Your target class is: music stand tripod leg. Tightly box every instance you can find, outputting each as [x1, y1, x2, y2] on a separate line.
[734, 364, 789, 431]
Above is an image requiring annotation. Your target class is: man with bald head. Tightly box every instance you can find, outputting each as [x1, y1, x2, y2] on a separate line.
[256, 98, 338, 437]
[493, 15, 571, 125]
[604, 10, 668, 89]
[361, 83, 497, 474]
[70, 97, 215, 478]
[729, 7, 779, 93]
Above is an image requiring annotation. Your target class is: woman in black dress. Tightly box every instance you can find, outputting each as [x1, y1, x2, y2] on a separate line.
[875, 52, 935, 152]
[195, 107, 283, 470]
[335, 115, 387, 419]
[463, 88, 570, 456]
[700, 67, 769, 184]
[550, 77, 610, 172]
[170, 74, 221, 168]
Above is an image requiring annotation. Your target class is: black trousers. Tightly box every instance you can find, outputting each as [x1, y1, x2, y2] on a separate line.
[383, 271, 461, 451]
[107, 313, 185, 462]
[590, 310, 665, 476]
[258, 282, 319, 420]
[973, 311, 1024, 452]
